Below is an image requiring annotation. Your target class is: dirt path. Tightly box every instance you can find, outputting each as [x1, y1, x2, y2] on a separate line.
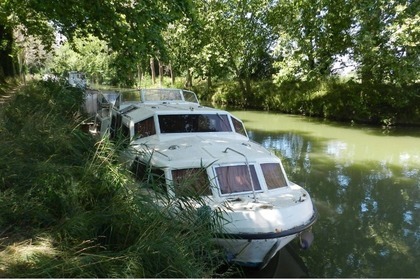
[0, 81, 21, 108]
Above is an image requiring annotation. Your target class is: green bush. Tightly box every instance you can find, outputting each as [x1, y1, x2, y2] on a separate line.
[206, 77, 420, 126]
[211, 81, 243, 106]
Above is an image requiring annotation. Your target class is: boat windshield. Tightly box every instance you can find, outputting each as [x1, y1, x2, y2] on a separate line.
[215, 165, 261, 194]
[140, 88, 199, 104]
[159, 114, 232, 133]
[182, 90, 199, 103]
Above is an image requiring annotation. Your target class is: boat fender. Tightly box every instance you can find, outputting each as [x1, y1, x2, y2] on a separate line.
[299, 231, 314, 250]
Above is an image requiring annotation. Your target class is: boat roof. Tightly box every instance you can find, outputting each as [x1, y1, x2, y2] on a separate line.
[132, 135, 279, 169]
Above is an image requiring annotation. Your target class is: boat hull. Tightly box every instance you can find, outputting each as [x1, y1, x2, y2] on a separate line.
[214, 233, 297, 268]
[213, 208, 317, 269]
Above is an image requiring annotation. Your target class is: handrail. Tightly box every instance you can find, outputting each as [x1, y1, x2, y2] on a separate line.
[223, 147, 257, 202]
[138, 143, 171, 161]
[153, 149, 171, 161]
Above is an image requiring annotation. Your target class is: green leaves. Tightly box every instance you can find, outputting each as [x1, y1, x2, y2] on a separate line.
[1, 0, 193, 77]
[2, 0, 418, 88]
[269, 0, 419, 85]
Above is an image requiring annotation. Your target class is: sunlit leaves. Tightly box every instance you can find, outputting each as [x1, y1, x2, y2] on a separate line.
[1, 0, 418, 86]
[48, 35, 114, 84]
[269, 0, 419, 84]
[1, 0, 193, 68]
[270, 0, 354, 81]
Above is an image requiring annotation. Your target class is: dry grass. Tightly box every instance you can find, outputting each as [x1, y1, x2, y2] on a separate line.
[0, 236, 57, 277]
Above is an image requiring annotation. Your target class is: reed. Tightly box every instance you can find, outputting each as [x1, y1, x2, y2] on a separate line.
[0, 80, 232, 278]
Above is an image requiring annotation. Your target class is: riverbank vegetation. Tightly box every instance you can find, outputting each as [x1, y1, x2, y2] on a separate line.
[0, 80, 233, 278]
[1, 0, 419, 127]
[206, 79, 420, 127]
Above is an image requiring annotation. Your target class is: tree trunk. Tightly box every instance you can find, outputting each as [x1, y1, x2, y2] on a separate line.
[244, 75, 253, 106]
[207, 69, 212, 90]
[17, 50, 26, 84]
[228, 54, 246, 105]
[237, 76, 246, 105]
[150, 57, 156, 84]
[0, 25, 15, 81]
[137, 64, 142, 87]
[169, 63, 175, 85]
[184, 68, 192, 88]
[158, 59, 164, 86]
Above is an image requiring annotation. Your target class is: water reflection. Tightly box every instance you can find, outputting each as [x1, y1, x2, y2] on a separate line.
[240, 244, 309, 278]
[231, 110, 420, 278]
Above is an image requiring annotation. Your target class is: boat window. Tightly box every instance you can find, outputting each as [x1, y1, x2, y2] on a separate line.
[122, 124, 130, 138]
[110, 113, 130, 146]
[261, 163, 288, 189]
[131, 159, 166, 194]
[232, 117, 247, 137]
[158, 114, 232, 133]
[121, 124, 131, 147]
[215, 165, 261, 194]
[171, 168, 212, 196]
[134, 117, 156, 138]
[182, 90, 199, 103]
[110, 114, 122, 140]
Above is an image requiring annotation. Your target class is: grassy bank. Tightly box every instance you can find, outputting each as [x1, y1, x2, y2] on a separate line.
[0, 80, 231, 278]
[199, 79, 420, 127]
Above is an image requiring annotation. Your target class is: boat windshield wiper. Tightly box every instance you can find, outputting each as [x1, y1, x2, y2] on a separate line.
[223, 147, 257, 202]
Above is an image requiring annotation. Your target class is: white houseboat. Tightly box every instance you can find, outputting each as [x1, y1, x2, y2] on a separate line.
[93, 88, 317, 269]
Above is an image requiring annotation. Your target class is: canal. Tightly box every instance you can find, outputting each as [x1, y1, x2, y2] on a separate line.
[229, 110, 420, 278]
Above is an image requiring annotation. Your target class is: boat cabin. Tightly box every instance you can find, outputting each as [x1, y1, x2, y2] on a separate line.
[98, 88, 249, 143]
[96, 88, 291, 202]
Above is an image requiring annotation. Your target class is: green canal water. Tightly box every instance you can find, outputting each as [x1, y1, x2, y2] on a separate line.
[229, 110, 420, 278]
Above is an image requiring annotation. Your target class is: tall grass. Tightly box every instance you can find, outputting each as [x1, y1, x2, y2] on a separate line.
[0, 80, 231, 278]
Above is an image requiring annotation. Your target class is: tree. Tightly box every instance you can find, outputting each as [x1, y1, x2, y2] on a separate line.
[180, 0, 277, 97]
[269, 0, 419, 85]
[163, 0, 278, 94]
[46, 35, 115, 85]
[352, 0, 420, 84]
[0, 24, 14, 81]
[212, 0, 277, 97]
[162, 16, 204, 89]
[269, 0, 353, 81]
[0, 0, 193, 81]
